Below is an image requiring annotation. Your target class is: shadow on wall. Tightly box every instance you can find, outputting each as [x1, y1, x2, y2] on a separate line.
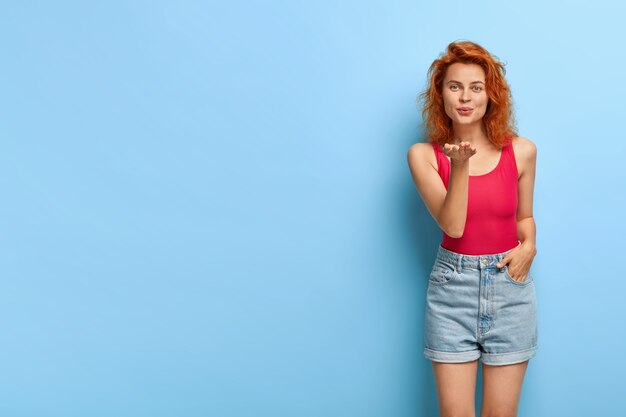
[401, 127, 439, 416]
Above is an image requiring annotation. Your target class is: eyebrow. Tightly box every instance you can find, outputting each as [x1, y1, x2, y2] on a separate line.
[447, 80, 485, 85]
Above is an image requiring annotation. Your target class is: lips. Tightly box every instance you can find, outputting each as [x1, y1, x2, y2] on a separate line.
[457, 108, 473, 115]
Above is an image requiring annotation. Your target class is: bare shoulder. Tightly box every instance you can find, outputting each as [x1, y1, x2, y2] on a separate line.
[407, 141, 437, 171]
[511, 136, 537, 177]
[511, 136, 537, 159]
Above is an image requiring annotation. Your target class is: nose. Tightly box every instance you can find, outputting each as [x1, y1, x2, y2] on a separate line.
[460, 89, 470, 103]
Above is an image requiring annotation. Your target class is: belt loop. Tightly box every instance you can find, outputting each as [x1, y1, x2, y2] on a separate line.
[457, 255, 462, 274]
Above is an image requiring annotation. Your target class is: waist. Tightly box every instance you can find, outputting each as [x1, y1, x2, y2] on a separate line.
[436, 240, 521, 269]
[441, 218, 519, 255]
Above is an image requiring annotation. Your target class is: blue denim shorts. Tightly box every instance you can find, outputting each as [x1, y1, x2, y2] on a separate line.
[424, 244, 538, 366]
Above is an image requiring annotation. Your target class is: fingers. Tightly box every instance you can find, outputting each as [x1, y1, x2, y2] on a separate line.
[496, 256, 510, 268]
[496, 249, 533, 282]
[499, 260, 530, 282]
[444, 142, 469, 152]
[511, 269, 529, 282]
[456, 141, 475, 152]
[443, 143, 455, 153]
[443, 141, 477, 159]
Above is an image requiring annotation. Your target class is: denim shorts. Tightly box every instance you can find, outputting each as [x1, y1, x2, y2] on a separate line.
[424, 243, 538, 366]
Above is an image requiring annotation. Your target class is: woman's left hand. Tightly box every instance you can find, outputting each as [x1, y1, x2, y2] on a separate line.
[496, 242, 537, 283]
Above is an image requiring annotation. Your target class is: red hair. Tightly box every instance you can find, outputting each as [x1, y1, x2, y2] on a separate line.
[418, 40, 517, 148]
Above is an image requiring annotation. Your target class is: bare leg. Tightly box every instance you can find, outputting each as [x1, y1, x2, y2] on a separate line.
[432, 359, 479, 417]
[480, 360, 529, 417]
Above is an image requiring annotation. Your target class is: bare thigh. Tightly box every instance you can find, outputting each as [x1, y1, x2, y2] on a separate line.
[480, 360, 529, 417]
[432, 359, 479, 417]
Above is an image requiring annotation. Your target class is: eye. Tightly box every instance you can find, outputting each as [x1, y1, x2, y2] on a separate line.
[450, 85, 459, 91]
[472, 86, 483, 91]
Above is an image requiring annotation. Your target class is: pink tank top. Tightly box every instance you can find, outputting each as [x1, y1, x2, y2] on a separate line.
[432, 138, 519, 255]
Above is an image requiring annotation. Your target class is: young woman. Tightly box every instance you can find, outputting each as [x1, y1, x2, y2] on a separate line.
[407, 41, 538, 417]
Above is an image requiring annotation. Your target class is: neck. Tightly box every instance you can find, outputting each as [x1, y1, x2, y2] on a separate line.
[450, 121, 490, 146]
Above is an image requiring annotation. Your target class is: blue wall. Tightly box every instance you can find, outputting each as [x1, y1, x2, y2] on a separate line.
[1, 1, 624, 416]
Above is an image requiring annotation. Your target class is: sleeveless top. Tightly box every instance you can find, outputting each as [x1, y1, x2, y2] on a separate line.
[431, 138, 520, 255]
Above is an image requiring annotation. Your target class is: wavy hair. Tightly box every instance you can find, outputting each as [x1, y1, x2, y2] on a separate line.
[417, 40, 517, 148]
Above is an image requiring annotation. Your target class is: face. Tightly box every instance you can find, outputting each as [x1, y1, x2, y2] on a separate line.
[442, 63, 489, 125]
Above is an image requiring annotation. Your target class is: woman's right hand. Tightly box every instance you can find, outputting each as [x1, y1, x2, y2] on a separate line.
[443, 141, 477, 163]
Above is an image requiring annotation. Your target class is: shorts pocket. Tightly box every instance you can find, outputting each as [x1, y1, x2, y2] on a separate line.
[503, 265, 533, 286]
[428, 259, 458, 286]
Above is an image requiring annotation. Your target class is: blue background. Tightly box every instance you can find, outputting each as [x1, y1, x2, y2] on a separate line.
[1, 1, 624, 416]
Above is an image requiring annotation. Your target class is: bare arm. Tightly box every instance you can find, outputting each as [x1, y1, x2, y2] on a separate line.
[496, 137, 538, 278]
[407, 142, 475, 238]
[516, 137, 538, 253]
